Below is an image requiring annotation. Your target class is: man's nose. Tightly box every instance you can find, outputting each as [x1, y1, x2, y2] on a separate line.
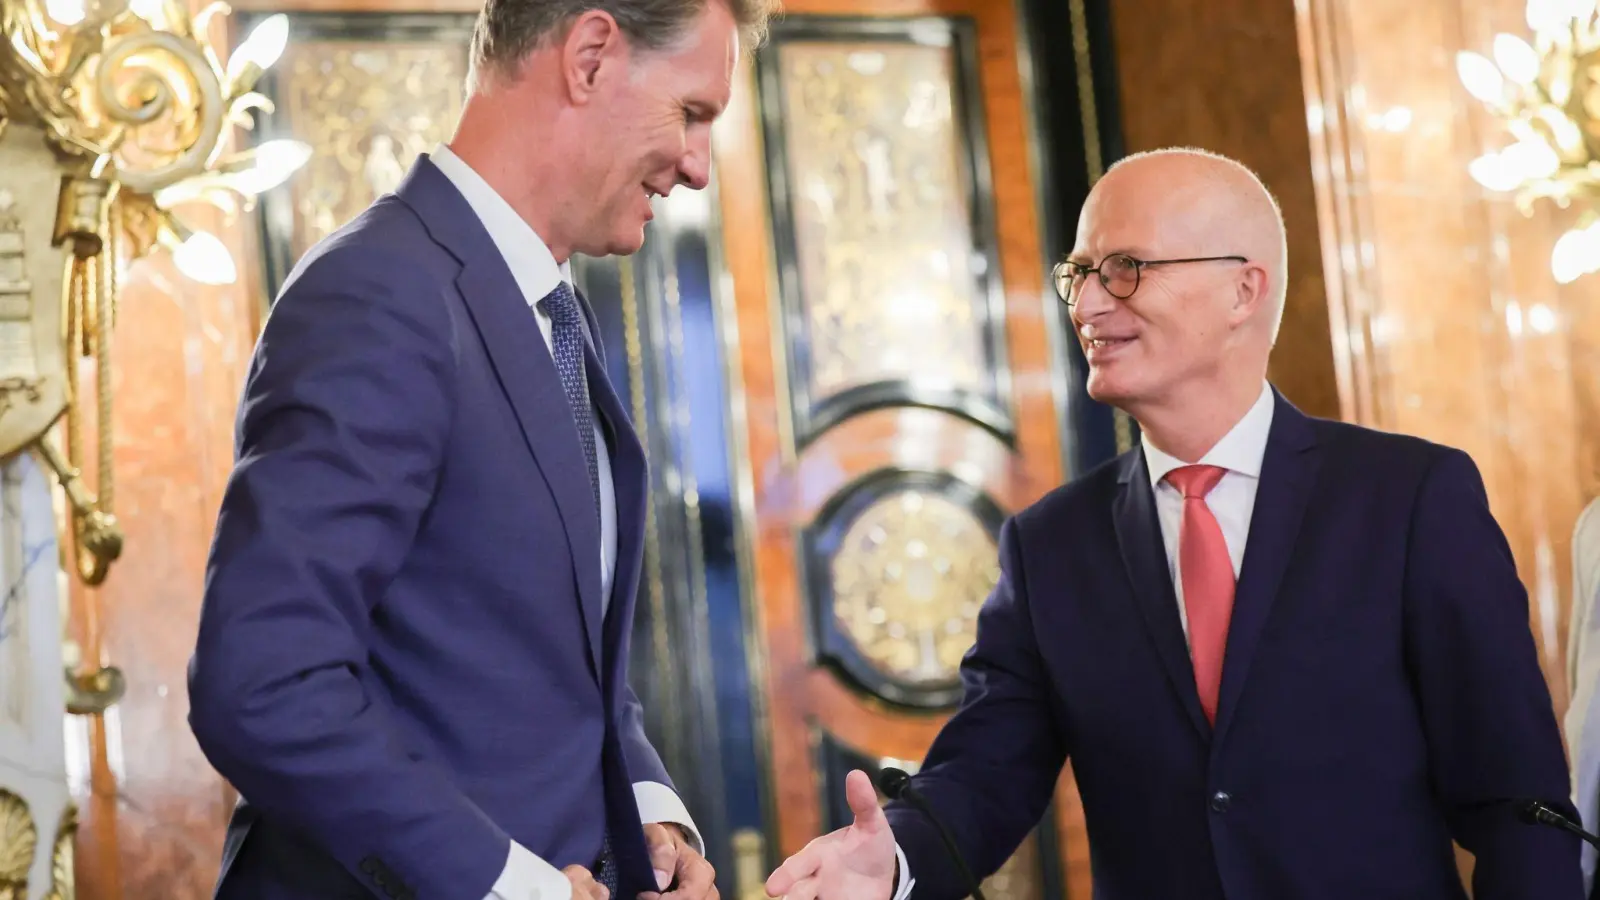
[1070, 276, 1118, 323]
[679, 133, 712, 191]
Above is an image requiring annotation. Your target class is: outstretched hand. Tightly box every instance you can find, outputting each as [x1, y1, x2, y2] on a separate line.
[765, 770, 897, 900]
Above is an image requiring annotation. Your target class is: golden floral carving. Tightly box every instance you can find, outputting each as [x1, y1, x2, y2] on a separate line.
[831, 490, 999, 685]
[0, 789, 37, 900]
[275, 40, 466, 259]
[774, 40, 989, 401]
[42, 804, 75, 900]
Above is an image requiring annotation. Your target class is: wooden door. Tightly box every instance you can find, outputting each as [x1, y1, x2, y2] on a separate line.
[714, 2, 1093, 896]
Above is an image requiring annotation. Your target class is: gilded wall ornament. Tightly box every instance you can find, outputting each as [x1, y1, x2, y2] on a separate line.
[0, 790, 36, 900]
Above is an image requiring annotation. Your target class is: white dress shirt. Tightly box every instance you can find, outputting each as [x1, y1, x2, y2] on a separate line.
[1141, 380, 1275, 639]
[430, 144, 699, 900]
[889, 382, 1273, 899]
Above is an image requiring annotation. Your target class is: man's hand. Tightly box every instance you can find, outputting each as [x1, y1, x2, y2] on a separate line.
[564, 864, 610, 900]
[765, 770, 896, 900]
[641, 822, 717, 900]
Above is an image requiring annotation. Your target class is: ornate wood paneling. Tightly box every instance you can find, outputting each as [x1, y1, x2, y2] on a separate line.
[245, 11, 475, 300]
[715, 2, 1115, 897]
[755, 19, 1012, 445]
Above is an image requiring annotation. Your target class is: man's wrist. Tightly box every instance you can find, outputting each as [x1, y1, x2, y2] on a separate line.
[635, 781, 702, 854]
[489, 840, 574, 900]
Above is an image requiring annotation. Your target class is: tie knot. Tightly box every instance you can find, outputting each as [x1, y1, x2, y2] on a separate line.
[1165, 464, 1227, 499]
[537, 282, 582, 325]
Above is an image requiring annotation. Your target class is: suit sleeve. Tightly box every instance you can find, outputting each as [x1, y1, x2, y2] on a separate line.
[1402, 447, 1584, 899]
[885, 517, 1068, 900]
[187, 247, 510, 900]
[617, 682, 704, 851]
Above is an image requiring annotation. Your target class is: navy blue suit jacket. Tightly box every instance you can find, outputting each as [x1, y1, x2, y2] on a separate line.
[886, 391, 1581, 900]
[188, 158, 668, 900]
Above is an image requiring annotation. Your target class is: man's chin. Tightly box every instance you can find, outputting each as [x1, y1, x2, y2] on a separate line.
[1085, 371, 1133, 407]
[606, 232, 648, 258]
[575, 227, 647, 259]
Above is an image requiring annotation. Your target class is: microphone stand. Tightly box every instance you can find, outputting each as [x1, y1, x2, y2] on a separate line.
[1520, 800, 1600, 850]
[878, 768, 988, 900]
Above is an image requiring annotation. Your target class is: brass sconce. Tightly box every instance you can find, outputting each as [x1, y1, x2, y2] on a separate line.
[0, 0, 307, 587]
[1, 0, 307, 732]
[1457, 0, 1600, 283]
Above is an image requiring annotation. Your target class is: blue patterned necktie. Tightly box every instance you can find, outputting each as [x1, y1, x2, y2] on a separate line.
[542, 285, 614, 895]
[536, 282, 601, 519]
[595, 830, 619, 897]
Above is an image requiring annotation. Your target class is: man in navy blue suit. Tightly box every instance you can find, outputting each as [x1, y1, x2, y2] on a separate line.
[186, 2, 770, 899]
[765, 148, 1583, 900]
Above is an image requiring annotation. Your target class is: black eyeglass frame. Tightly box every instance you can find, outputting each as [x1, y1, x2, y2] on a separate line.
[1052, 253, 1249, 305]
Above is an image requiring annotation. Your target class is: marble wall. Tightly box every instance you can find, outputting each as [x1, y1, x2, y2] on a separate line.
[1297, 0, 1600, 711]
[0, 453, 71, 900]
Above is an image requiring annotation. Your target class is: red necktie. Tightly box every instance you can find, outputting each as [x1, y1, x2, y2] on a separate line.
[1165, 465, 1234, 724]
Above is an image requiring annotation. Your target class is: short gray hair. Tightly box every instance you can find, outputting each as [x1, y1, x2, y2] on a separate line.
[470, 0, 776, 85]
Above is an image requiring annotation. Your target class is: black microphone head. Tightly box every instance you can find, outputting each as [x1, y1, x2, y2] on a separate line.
[1517, 800, 1543, 825]
[878, 767, 913, 799]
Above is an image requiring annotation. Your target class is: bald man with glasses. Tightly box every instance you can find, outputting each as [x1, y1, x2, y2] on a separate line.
[766, 147, 1581, 900]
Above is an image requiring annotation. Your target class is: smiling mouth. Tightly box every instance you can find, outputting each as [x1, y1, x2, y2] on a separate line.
[1088, 337, 1134, 348]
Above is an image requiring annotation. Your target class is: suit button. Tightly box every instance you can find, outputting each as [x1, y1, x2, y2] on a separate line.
[360, 857, 379, 875]
[1210, 791, 1231, 813]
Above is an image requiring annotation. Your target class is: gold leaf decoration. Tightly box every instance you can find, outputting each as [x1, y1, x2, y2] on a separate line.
[0, 789, 37, 900]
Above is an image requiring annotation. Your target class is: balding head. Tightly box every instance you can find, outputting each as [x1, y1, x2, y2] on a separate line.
[1064, 147, 1287, 456]
[1101, 148, 1288, 339]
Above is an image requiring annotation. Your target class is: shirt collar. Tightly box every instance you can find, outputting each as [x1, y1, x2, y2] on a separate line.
[1142, 381, 1275, 489]
[429, 143, 571, 300]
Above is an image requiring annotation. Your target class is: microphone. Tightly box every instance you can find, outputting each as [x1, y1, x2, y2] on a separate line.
[1517, 799, 1600, 849]
[877, 767, 988, 900]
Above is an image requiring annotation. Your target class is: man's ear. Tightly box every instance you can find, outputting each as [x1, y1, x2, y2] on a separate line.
[1231, 262, 1271, 327]
[562, 10, 627, 103]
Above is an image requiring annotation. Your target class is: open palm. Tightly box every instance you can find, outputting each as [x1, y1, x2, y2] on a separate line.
[766, 770, 897, 900]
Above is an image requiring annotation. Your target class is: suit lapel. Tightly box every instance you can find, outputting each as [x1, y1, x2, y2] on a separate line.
[397, 156, 606, 679]
[575, 291, 648, 672]
[1113, 451, 1211, 739]
[1211, 392, 1320, 747]
[456, 261, 606, 675]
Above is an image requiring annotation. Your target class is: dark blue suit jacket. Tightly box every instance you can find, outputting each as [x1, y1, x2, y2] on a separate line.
[188, 157, 669, 900]
[886, 391, 1581, 900]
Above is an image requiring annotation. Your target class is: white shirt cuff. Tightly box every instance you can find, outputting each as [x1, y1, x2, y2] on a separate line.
[483, 784, 696, 900]
[488, 841, 571, 900]
[892, 841, 915, 900]
[634, 780, 703, 855]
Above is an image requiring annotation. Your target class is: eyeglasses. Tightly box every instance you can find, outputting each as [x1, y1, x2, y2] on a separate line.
[1053, 253, 1249, 306]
